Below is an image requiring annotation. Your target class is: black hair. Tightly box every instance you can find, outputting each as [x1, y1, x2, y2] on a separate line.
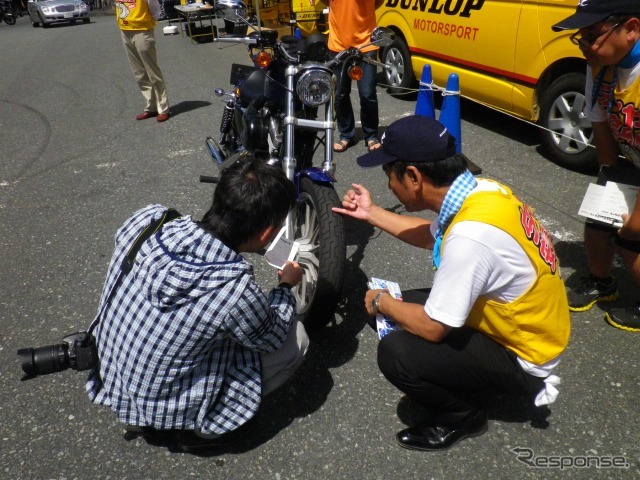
[606, 15, 637, 25]
[200, 157, 296, 250]
[382, 153, 470, 187]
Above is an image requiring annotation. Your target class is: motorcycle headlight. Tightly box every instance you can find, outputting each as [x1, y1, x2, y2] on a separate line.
[296, 67, 333, 107]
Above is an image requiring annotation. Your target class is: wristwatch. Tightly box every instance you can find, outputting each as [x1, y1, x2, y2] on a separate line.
[371, 291, 388, 314]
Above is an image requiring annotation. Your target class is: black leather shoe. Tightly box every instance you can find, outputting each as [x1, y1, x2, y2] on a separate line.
[175, 430, 236, 452]
[396, 410, 488, 451]
[123, 425, 176, 443]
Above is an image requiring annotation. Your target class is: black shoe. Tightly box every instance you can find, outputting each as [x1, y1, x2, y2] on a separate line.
[396, 410, 488, 451]
[175, 430, 236, 452]
[123, 425, 176, 443]
[605, 304, 640, 332]
[567, 275, 618, 312]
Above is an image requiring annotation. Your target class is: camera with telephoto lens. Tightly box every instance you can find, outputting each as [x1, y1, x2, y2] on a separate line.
[17, 331, 98, 380]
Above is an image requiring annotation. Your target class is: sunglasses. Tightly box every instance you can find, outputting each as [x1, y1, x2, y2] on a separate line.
[569, 23, 620, 48]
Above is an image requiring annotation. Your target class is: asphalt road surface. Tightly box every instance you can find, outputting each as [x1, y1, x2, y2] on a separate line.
[1, 13, 639, 480]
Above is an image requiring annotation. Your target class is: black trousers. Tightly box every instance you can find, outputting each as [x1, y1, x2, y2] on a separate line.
[377, 327, 545, 421]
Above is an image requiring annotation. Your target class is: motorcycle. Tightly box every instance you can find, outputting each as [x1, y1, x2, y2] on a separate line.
[0, 0, 16, 25]
[203, 0, 395, 330]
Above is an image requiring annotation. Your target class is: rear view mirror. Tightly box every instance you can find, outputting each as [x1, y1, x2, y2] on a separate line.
[370, 27, 395, 48]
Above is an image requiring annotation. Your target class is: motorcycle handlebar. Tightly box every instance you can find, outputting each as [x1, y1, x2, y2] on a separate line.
[325, 49, 358, 69]
[200, 175, 219, 184]
[360, 55, 393, 71]
[213, 35, 391, 71]
[214, 36, 258, 46]
[325, 49, 392, 71]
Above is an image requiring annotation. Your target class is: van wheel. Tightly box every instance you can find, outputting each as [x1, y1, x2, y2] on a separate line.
[381, 36, 416, 96]
[539, 72, 597, 172]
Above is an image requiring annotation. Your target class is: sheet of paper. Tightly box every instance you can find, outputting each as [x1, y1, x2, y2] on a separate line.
[577, 181, 638, 227]
[600, 181, 640, 219]
[264, 226, 299, 269]
[578, 184, 612, 222]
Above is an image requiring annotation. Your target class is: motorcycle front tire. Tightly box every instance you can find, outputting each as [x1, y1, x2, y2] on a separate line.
[294, 177, 346, 331]
[4, 14, 16, 25]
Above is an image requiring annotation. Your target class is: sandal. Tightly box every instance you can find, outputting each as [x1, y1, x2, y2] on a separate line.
[333, 139, 353, 153]
[367, 139, 381, 152]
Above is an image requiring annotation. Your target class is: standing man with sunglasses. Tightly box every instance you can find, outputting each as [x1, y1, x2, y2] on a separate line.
[553, 0, 640, 331]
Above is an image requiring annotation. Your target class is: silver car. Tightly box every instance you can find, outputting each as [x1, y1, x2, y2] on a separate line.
[28, 0, 90, 27]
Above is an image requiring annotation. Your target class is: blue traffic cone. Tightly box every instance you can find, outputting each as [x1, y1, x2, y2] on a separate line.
[439, 73, 461, 154]
[415, 64, 435, 119]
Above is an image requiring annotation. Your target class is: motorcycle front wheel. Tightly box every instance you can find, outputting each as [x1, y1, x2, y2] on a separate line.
[293, 177, 346, 331]
[4, 14, 16, 25]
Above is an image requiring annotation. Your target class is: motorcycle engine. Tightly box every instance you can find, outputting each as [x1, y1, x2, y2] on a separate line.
[240, 96, 269, 153]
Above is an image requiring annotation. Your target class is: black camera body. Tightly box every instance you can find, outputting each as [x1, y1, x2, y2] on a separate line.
[18, 331, 98, 380]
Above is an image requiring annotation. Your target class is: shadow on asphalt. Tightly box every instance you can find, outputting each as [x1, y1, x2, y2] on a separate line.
[395, 394, 552, 431]
[556, 239, 630, 290]
[556, 240, 588, 279]
[169, 100, 212, 117]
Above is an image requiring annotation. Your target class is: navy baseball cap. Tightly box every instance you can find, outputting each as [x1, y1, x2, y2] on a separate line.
[356, 115, 457, 168]
[552, 0, 640, 31]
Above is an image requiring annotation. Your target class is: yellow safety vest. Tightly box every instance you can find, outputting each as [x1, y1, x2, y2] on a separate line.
[442, 181, 570, 365]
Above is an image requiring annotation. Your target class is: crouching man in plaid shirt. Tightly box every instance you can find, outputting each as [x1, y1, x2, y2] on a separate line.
[86, 157, 308, 451]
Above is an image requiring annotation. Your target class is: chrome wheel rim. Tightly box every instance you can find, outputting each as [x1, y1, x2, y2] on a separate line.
[292, 194, 319, 314]
[385, 47, 405, 87]
[546, 91, 593, 154]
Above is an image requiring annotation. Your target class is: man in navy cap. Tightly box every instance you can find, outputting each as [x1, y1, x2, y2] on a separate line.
[333, 115, 570, 451]
[553, 0, 640, 331]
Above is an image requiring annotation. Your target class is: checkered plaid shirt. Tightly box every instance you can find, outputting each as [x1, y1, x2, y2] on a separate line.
[86, 205, 296, 434]
[432, 170, 477, 268]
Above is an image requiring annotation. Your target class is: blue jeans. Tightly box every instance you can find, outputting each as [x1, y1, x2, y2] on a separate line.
[332, 50, 379, 143]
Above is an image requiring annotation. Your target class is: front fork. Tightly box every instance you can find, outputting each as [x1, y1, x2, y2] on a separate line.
[282, 65, 336, 240]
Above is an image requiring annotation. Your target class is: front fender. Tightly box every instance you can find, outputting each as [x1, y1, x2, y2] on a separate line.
[296, 167, 336, 188]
